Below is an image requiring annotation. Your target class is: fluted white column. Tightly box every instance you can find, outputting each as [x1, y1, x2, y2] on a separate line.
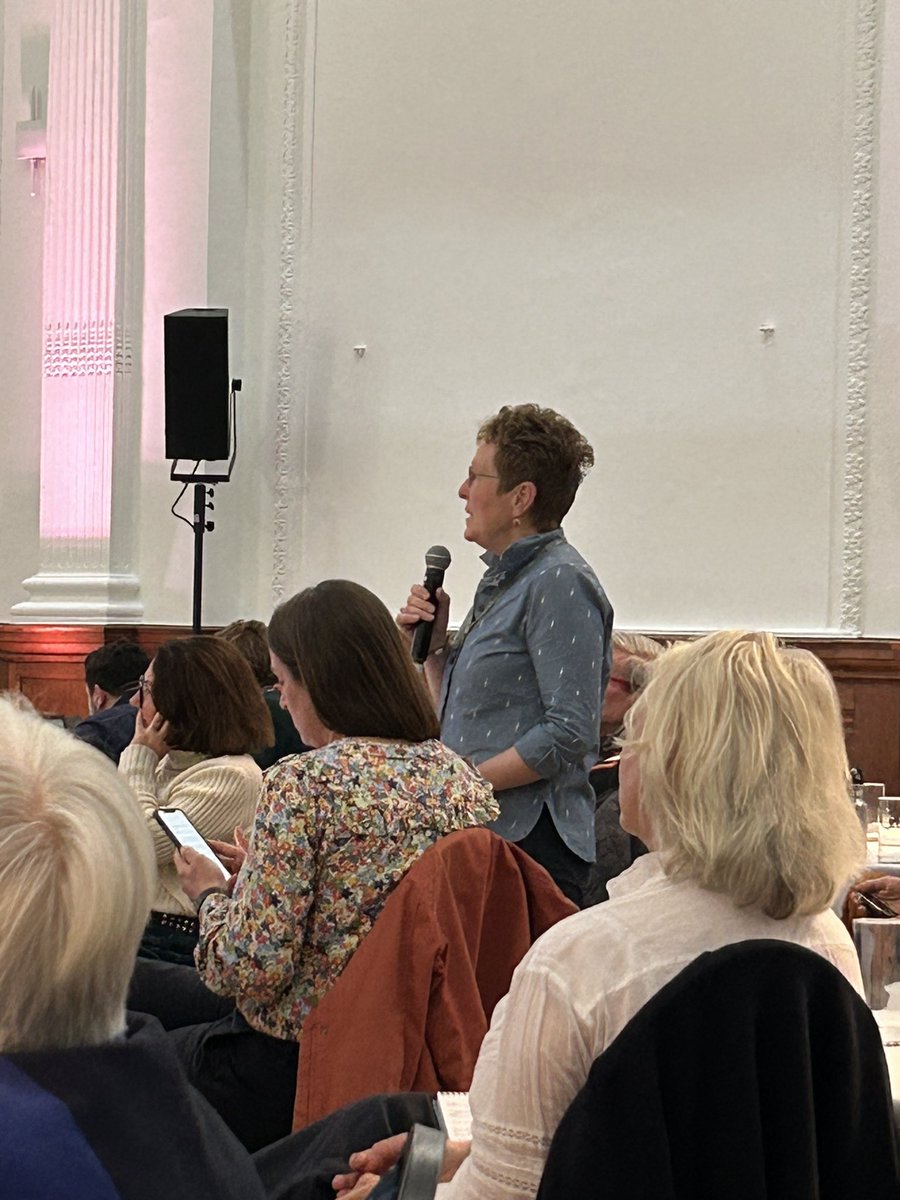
[13, 0, 145, 622]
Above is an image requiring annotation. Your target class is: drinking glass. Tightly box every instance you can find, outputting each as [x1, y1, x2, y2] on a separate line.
[877, 797, 900, 864]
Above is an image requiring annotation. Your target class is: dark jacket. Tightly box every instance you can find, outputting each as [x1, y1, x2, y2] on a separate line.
[72, 693, 138, 764]
[255, 688, 310, 770]
[537, 939, 900, 1200]
[1, 1013, 266, 1199]
[582, 754, 647, 906]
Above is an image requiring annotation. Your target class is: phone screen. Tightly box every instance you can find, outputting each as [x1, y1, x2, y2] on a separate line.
[155, 809, 229, 881]
[858, 891, 897, 919]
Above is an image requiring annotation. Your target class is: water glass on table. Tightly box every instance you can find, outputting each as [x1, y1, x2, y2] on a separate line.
[853, 918, 900, 1041]
[864, 782, 886, 821]
[877, 797, 900, 864]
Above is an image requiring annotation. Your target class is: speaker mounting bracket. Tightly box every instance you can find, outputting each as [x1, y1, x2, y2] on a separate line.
[169, 461, 233, 485]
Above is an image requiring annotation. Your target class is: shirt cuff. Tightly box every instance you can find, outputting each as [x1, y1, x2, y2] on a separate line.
[514, 728, 559, 778]
[118, 741, 159, 779]
[194, 886, 229, 914]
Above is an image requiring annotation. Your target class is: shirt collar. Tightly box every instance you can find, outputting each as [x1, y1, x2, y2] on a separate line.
[606, 851, 668, 901]
[479, 528, 565, 581]
[162, 749, 210, 770]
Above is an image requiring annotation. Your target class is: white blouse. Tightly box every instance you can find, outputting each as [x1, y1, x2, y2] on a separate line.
[439, 853, 864, 1200]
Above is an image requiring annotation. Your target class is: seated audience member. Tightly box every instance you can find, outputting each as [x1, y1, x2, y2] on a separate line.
[0, 697, 268, 1200]
[583, 631, 666, 905]
[849, 874, 900, 917]
[72, 640, 149, 763]
[119, 636, 273, 967]
[334, 630, 866, 1200]
[131, 580, 498, 1153]
[217, 617, 311, 767]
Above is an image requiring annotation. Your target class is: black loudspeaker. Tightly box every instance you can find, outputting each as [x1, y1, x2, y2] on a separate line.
[164, 308, 230, 460]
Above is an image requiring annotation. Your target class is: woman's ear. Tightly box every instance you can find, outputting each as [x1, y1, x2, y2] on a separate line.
[514, 480, 538, 517]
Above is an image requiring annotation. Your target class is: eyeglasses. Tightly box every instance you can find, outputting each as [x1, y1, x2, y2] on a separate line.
[465, 471, 500, 487]
[138, 673, 153, 705]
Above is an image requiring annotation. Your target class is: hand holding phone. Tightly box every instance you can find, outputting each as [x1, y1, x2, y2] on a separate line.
[855, 890, 898, 919]
[154, 808, 229, 881]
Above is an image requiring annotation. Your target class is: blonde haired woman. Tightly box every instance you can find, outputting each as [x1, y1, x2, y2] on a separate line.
[338, 631, 866, 1200]
[0, 699, 155, 1053]
[0, 699, 268, 1198]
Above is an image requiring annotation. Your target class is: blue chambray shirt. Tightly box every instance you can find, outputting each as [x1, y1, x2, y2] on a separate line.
[439, 529, 613, 861]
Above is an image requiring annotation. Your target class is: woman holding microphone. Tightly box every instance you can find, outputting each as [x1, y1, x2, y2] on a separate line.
[399, 403, 613, 906]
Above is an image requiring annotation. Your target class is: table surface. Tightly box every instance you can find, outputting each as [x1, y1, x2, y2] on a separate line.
[865, 832, 900, 873]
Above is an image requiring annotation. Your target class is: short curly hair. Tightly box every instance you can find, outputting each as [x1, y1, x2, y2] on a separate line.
[84, 641, 149, 697]
[477, 404, 594, 530]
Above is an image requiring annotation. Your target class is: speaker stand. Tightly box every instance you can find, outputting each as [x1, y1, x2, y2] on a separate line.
[168, 380, 239, 632]
[191, 482, 215, 633]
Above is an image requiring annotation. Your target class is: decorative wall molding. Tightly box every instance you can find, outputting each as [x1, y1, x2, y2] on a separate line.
[114, 325, 134, 375]
[12, 573, 142, 623]
[272, 0, 301, 601]
[42, 319, 116, 376]
[42, 319, 135, 379]
[841, 0, 881, 634]
[273, 0, 317, 602]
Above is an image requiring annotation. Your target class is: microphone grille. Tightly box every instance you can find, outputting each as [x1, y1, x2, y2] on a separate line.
[425, 545, 452, 570]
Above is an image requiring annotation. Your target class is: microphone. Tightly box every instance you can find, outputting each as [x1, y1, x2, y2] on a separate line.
[411, 545, 452, 665]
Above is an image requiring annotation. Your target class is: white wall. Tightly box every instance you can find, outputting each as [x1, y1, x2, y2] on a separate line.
[202, 0, 284, 626]
[1, 0, 898, 639]
[285, 0, 866, 633]
[137, 0, 290, 627]
[136, 0, 215, 625]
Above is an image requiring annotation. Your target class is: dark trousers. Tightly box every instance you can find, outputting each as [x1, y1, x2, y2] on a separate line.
[137, 919, 199, 968]
[253, 1092, 436, 1200]
[129, 958, 299, 1152]
[516, 805, 591, 908]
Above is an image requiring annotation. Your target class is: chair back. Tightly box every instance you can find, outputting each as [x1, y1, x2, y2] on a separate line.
[293, 826, 576, 1129]
[537, 939, 900, 1200]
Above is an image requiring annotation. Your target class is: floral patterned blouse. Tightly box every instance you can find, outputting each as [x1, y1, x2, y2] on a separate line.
[195, 736, 499, 1041]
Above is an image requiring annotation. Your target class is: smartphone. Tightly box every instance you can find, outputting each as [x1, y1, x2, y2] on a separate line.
[370, 1124, 446, 1200]
[857, 891, 898, 919]
[154, 808, 229, 881]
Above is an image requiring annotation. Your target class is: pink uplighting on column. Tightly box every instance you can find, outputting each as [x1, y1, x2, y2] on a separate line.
[39, 0, 119, 544]
[39, 376, 114, 541]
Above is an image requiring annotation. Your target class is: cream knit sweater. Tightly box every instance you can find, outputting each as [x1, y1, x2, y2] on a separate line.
[119, 743, 262, 916]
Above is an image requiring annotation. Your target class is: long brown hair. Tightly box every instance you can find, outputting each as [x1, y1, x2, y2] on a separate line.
[151, 636, 274, 756]
[268, 581, 440, 743]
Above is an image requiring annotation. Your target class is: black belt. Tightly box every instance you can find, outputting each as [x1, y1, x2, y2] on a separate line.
[148, 910, 199, 936]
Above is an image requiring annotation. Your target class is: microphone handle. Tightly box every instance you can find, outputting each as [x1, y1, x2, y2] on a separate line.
[411, 567, 446, 665]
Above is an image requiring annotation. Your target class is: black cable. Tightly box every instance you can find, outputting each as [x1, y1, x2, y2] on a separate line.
[228, 387, 238, 472]
[170, 461, 200, 530]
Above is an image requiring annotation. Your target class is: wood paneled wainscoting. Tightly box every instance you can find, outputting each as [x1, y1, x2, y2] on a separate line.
[0, 625, 201, 721]
[1, 625, 899, 794]
[788, 638, 900, 797]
